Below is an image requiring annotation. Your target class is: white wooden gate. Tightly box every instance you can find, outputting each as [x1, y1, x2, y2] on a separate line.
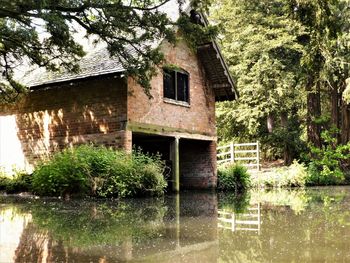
[217, 141, 260, 171]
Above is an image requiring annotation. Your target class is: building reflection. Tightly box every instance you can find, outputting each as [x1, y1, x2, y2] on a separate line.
[0, 207, 32, 263]
[3, 188, 350, 262]
[0, 193, 219, 263]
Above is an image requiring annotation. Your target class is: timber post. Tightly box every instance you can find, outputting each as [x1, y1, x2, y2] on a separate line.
[171, 136, 180, 192]
[230, 142, 234, 163]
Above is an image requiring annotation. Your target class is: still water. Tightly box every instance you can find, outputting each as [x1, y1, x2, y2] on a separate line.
[1, 187, 350, 263]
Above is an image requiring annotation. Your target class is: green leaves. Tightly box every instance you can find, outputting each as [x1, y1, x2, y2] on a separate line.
[217, 163, 250, 192]
[0, 0, 217, 102]
[343, 78, 350, 104]
[213, 0, 350, 164]
[31, 144, 167, 197]
[0, 1, 185, 101]
[212, 0, 304, 141]
[177, 13, 218, 51]
[307, 129, 350, 185]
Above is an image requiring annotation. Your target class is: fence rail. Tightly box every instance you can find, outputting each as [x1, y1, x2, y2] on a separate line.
[217, 141, 260, 171]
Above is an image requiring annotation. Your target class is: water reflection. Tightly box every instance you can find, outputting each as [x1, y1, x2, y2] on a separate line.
[0, 187, 350, 262]
[0, 207, 31, 263]
[0, 193, 218, 263]
[218, 203, 261, 234]
[219, 187, 350, 263]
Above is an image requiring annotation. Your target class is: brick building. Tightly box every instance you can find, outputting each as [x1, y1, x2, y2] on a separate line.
[0, 9, 236, 190]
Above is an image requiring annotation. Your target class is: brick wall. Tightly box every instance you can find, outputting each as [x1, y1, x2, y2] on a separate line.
[127, 40, 216, 137]
[0, 75, 128, 169]
[127, 39, 218, 189]
[0, 39, 218, 189]
[179, 139, 217, 189]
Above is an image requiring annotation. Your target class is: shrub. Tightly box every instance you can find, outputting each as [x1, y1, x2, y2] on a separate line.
[0, 169, 32, 193]
[217, 163, 250, 192]
[282, 160, 308, 187]
[5, 172, 32, 193]
[251, 160, 308, 188]
[306, 129, 350, 186]
[32, 147, 90, 196]
[306, 162, 345, 186]
[96, 149, 167, 198]
[0, 176, 11, 191]
[32, 145, 167, 197]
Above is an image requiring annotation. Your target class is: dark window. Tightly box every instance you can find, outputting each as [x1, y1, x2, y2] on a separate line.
[163, 68, 189, 103]
[163, 69, 176, 100]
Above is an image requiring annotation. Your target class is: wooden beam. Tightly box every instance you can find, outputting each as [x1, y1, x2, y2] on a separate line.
[127, 121, 216, 141]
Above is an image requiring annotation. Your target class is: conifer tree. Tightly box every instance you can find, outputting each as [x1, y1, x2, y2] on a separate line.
[212, 0, 350, 159]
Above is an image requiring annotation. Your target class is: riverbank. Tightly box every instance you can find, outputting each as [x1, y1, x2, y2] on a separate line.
[250, 162, 350, 188]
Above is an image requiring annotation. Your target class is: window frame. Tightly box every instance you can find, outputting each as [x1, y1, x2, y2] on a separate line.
[163, 67, 190, 105]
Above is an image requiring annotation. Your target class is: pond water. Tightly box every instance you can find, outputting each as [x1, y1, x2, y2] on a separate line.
[1, 187, 350, 263]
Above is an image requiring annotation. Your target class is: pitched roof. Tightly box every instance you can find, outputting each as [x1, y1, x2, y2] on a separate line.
[22, 47, 126, 87]
[19, 0, 237, 100]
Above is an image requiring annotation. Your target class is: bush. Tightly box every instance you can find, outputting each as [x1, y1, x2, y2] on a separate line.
[5, 172, 32, 193]
[251, 160, 308, 188]
[0, 176, 11, 191]
[281, 160, 308, 187]
[217, 163, 250, 192]
[32, 145, 167, 197]
[306, 162, 345, 186]
[306, 129, 350, 186]
[96, 148, 167, 197]
[0, 169, 32, 193]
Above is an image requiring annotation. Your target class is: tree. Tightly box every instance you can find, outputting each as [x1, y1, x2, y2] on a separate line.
[289, 0, 350, 146]
[0, 0, 212, 102]
[212, 0, 350, 165]
[211, 0, 305, 164]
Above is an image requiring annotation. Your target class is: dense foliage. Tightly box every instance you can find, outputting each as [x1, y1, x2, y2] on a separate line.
[212, 0, 305, 163]
[0, 170, 32, 193]
[217, 163, 250, 192]
[306, 130, 350, 185]
[211, 0, 350, 180]
[31, 145, 167, 198]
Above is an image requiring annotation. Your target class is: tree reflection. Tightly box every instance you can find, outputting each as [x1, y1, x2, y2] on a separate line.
[218, 187, 350, 263]
[6, 193, 219, 262]
[6, 188, 350, 263]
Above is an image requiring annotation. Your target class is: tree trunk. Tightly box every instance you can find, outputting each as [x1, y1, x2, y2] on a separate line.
[307, 83, 322, 148]
[284, 144, 293, 166]
[281, 112, 292, 166]
[341, 102, 350, 144]
[331, 87, 341, 144]
[280, 112, 288, 128]
[267, 113, 274, 133]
